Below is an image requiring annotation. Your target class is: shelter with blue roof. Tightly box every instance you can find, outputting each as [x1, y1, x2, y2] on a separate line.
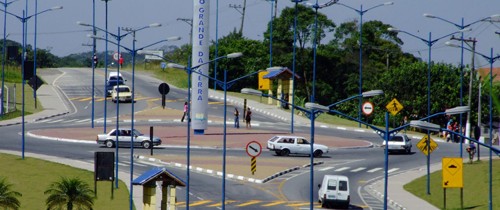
[260, 66, 300, 108]
[133, 167, 185, 210]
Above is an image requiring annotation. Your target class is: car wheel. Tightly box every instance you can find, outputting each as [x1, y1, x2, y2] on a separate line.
[105, 140, 114, 148]
[142, 141, 152, 149]
[275, 151, 282, 156]
[281, 149, 290, 156]
[407, 147, 412, 154]
[313, 150, 323, 158]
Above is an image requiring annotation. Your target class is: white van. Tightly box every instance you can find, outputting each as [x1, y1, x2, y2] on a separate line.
[318, 175, 350, 209]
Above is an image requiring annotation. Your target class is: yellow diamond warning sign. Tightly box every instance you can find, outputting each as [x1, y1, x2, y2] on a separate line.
[416, 135, 438, 156]
[442, 157, 463, 188]
[386, 98, 403, 116]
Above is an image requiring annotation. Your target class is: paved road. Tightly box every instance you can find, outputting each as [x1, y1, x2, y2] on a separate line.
[0, 67, 445, 210]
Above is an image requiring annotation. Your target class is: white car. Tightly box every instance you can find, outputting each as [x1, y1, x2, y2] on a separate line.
[96, 128, 161, 149]
[267, 135, 328, 157]
[111, 85, 132, 103]
[382, 134, 412, 154]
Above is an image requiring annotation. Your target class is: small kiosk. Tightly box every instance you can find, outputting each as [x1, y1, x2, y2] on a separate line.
[132, 167, 186, 210]
[261, 66, 301, 108]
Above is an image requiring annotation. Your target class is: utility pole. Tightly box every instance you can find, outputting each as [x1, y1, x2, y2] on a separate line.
[177, 18, 193, 46]
[229, 0, 246, 35]
[451, 36, 477, 141]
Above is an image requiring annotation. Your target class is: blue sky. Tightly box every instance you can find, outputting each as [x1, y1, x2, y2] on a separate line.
[2, 0, 499, 68]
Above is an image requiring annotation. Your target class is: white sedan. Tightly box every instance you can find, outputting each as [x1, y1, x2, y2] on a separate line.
[382, 134, 412, 154]
[267, 135, 329, 157]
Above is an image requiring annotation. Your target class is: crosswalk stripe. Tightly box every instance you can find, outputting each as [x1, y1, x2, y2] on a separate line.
[351, 167, 366, 172]
[319, 166, 334, 171]
[335, 167, 350, 172]
[63, 119, 79, 123]
[77, 119, 90, 123]
[388, 168, 399, 173]
[367, 168, 382, 173]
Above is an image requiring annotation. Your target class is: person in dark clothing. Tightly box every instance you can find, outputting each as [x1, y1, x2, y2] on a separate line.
[245, 107, 252, 129]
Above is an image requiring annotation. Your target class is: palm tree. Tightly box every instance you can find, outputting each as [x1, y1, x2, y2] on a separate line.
[44, 177, 94, 210]
[0, 177, 22, 210]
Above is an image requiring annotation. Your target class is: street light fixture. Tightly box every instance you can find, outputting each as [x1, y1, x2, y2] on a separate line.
[244, 88, 381, 209]
[446, 42, 500, 210]
[335, 1, 393, 127]
[0, 5, 62, 159]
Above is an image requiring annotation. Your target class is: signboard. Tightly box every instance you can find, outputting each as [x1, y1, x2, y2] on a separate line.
[143, 50, 164, 60]
[386, 98, 403, 116]
[442, 157, 463, 188]
[416, 135, 438, 156]
[258, 71, 270, 90]
[246, 141, 262, 157]
[112, 52, 122, 61]
[362, 101, 374, 115]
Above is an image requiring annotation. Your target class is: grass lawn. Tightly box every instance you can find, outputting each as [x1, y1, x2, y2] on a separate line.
[0, 153, 132, 209]
[404, 159, 500, 210]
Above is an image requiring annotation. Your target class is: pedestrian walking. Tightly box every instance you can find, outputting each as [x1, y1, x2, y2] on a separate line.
[245, 107, 252, 129]
[181, 102, 188, 122]
[234, 108, 240, 128]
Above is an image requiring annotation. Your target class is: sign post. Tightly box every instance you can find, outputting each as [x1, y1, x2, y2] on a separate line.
[442, 157, 464, 209]
[246, 141, 262, 175]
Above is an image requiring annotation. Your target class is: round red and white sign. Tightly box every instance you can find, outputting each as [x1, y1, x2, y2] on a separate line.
[362, 101, 374, 115]
[246, 141, 262, 157]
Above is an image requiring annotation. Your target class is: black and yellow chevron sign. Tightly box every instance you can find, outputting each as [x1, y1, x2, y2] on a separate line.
[251, 157, 256, 175]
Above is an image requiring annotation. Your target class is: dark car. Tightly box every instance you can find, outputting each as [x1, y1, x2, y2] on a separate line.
[106, 79, 124, 97]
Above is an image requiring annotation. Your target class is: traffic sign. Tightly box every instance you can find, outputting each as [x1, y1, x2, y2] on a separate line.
[386, 98, 403, 116]
[362, 101, 374, 115]
[416, 135, 438, 156]
[112, 52, 122, 61]
[246, 141, 262, 157]
[442, 157, 463, 188]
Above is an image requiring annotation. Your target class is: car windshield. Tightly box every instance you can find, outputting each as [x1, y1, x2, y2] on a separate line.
[389, 136, 404, 142]
[109, 76, 124, 81]
[115, 87, 130, 92]
[132, 129, 143, 136]
[107, 80, 124, 86]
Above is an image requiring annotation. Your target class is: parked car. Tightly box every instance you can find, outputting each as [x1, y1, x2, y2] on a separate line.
[318, 175, 350, 209]
[267, 135, 328, 157]
[381, 134, 412, 154]
[96, 128, 161, 149]
[111, 85, 132, 103]
[105, 79, 124, 97]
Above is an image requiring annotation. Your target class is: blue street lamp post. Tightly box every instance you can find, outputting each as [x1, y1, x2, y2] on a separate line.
[93, 35, 179, 210]
[306, 0, 339, 103]
[446, 42, 500, 210]
[266, 0, 275, 67]
[0, 5, 62, 159]
[424, 13, 498, 154]
[313, 103, 467, 210]
[102, 0, 110, 133]
[388, 27, 469, 195]
[0, 0, 17, 116]
[168, 53, 255, 210]
[336, 2, 393, 127]
[243, 88, 382, 209]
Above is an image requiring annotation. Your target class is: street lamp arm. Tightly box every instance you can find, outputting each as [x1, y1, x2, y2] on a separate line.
[121, 23, 162, 38]
[388, 28, 428, 45]
[364, 2, 392, 13]
[336, 2, 361, 13]
[92, 36, 133, 52]
[227, 70, 264, 85]
[136, 37, 181, 52]
[26, 6, 62, 20]
[431, 29, 469, 45]
[0, 0, 18, 7]
[191, 52, 243, 70]
[447, 42, 500, 63]
[327, 95, 358, 109]
[0, 8, 21, 20]
[423, 13, 462, 28]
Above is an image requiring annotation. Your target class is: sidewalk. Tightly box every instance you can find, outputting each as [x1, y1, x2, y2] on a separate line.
[1, 69, 436, 210]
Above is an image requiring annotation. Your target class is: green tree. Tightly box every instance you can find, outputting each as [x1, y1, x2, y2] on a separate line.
[44, 177, 94, 210]
[0, 177, 22, 210]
